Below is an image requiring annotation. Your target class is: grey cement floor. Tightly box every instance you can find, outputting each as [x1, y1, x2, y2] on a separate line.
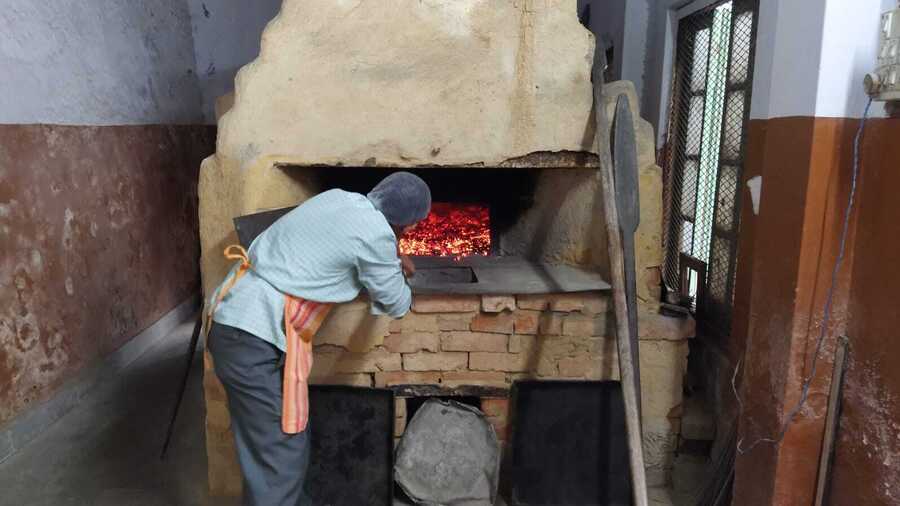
[0, 320, 225, 506]
[0, 319, 680, 506]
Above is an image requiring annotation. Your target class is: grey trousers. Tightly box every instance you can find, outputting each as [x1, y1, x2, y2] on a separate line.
[208, 322, 312, 506]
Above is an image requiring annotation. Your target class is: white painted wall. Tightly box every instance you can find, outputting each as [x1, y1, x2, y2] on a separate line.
[748, 0, 890, 119]
[622, 0, 650, 108]
[0, 0, 203, 125]
[187, 0, 283, 123]
[578, 0, 652, 121]
[815, 0, 895, 118]
[642, 0, 891, 146]
[748, 0, 827, 119]
[642, 1, 673, 146]
[579, 0, 627, 80]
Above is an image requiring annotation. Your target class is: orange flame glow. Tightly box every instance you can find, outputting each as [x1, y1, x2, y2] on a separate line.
[398, 203, 491, 257]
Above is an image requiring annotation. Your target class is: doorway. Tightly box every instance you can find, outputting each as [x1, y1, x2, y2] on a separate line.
[662, 0, 760, 337]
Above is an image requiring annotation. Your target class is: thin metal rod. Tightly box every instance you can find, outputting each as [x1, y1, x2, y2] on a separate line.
[160, 313, 204, 460]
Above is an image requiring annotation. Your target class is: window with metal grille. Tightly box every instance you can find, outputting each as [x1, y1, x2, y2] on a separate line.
[662, 0, 759, 336]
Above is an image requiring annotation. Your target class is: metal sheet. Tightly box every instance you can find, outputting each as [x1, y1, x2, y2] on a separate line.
[233, 206, 295, 248]
[306, 386, 394, 506]
[409, 256, 610, 295]
[510, 381, 632, 505]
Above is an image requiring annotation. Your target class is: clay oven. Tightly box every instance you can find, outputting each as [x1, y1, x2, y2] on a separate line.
[199, 0, 693, 496]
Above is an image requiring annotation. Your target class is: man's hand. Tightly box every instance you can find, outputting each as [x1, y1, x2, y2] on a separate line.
[400, 254, 416, 278]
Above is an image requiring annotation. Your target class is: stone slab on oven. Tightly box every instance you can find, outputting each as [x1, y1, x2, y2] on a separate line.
[217, 0, 596, 168]
[409, 256, 610, 295]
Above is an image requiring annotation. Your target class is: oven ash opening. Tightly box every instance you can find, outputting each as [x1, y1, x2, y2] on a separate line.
[314, 167, 539, 260]
[399, 202, 491, 258]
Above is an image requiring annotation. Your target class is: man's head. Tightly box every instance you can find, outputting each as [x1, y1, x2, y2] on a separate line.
[367, 172, 432, 233]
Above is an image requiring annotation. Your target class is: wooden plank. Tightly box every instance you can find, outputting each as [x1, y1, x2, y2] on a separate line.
[591, 40, 649, 506]
[814, 336, 849, 506]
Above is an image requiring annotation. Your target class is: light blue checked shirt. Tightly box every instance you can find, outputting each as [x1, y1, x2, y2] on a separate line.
[211, 189, 412, 351]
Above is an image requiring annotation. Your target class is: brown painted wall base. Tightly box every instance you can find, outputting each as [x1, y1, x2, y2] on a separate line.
[731, 116, 900, 505]
[829, 118, 900, 506]
[0, 124, 215, 426]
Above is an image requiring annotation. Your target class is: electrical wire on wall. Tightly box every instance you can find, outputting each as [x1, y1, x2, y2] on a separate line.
[732, 97, 874, 455]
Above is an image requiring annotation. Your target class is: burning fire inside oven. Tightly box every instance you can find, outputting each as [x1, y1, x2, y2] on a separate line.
[399, 203, 491, 257]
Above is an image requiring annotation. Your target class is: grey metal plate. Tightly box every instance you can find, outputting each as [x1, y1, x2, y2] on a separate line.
[613, 94, 640, 233]
[409, 256, 610, 295]
[234, 206, 295, 247]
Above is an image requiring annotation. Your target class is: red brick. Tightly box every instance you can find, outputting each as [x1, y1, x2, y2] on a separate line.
[592, 312, 611, 336]
[394, 313, 440, 332]
[480, 398, 509, 418]
[374, 371, 442, 387]
[403, 352, 468, 371]
[309, 373, 373, 387]
[412, 295, 480, 313]
[481, 295, 516, 313]
[441, 332, 508, 352]
[470, 312, 515, 334]
[440, 371, 508, 388]
[638, 310, 696, 340]
[514, 310, 540, 335]
[383, 332, 440, 353]
[508, 334, 536, 353]
[487, 416, 509, 440]
[557, 356, 593, 378]
[333, 348, 402, 373]
[469, 352, 531, 372]
[548, 292, 608, 313]
[437, 313, 475, 331]
[580, 293, 610, 315]
[517, 294, 551, 310]
[590, 337, 615, 355]
[562, 314, 606, 337]
[539, 313, 564, 335]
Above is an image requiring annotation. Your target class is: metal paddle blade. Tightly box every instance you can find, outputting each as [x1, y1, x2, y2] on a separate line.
[613, 93, 643, 422]
[613, 94, 640, 235]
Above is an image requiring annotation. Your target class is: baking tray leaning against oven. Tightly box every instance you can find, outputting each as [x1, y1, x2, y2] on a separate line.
[510, 380, 632, 506]
[305, 385, 395, 506]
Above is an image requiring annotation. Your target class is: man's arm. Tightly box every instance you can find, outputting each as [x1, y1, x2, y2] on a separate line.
[357, 234, 412, 318]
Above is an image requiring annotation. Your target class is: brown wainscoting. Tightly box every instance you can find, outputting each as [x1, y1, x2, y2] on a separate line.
[0, 124, 215, 426]
[730, 116, 900, 505]
[829, 117, 900, 506]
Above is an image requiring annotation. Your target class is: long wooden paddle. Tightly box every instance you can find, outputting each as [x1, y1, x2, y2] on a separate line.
[591, 41, 649, 506]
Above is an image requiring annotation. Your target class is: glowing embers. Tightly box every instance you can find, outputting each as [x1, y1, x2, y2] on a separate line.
[399, 203, 491, 257]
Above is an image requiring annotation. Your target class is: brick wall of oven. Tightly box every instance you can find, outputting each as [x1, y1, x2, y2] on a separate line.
[204, 292, 694, 496]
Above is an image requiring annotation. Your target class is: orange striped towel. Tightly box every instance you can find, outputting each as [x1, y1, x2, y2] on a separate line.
[282, 295, 333, 434]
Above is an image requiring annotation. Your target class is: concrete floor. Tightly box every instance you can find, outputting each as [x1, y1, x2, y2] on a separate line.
[0, 320, 223, 506]
[0, 319, 681, 506]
